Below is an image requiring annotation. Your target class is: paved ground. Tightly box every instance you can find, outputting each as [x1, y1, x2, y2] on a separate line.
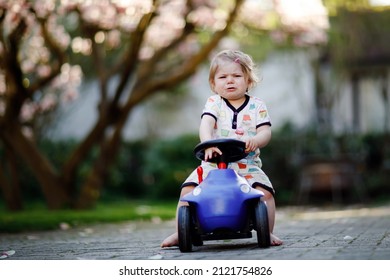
[1, 203, 389, 260]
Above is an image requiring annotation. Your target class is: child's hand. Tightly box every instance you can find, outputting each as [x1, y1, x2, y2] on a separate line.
[245, 138, 258, 153]
[204, 147, 222, 161]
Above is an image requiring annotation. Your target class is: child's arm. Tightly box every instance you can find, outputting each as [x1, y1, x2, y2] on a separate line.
[199, 115, 222, 161]
[245, 125, 272, 153]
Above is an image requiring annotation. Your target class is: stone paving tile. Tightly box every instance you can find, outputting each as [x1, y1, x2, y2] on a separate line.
[1, 204, 389, 260]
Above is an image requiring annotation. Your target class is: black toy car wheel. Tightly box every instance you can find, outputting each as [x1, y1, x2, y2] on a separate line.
[192, 233, 203, 246]
[254, 200, 271, 248]
[178, 205, 193, 252]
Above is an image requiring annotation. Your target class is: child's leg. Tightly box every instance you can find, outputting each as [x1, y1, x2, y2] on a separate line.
[161, 185, 195, 248]
[255, 186, 283, 246]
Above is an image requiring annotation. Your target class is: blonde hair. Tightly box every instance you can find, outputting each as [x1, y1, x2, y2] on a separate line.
[209, 50, 259, 92]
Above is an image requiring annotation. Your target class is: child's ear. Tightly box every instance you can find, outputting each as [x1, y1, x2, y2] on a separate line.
[210, 82, 215, 92]
[247, 79, 253, 90]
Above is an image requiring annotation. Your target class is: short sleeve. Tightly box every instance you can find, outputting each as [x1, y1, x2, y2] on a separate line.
[256, 100, 272, 128]
[201, 95, 221, 121]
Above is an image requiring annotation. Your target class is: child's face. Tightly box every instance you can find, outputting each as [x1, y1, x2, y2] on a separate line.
[212, 60, 248, 101]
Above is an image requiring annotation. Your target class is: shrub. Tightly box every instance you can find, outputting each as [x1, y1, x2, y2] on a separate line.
[141, 134, 199, 199]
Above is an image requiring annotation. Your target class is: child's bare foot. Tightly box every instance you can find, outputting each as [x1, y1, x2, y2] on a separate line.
[270, 233, 283, 246]
[161, 233, 179, 248]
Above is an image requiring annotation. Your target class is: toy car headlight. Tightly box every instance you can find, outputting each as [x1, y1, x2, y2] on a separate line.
[193, 187, 202, 196]
[240, 184, 251, 193]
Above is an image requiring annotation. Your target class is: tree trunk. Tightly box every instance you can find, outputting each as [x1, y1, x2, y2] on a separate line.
[0, 124, 69, 209]
[0, 148, 23, 211]
[76, 116, 125, 209]
[351, 72, 361, 133]
[61, 114, 111, 198]
[0, 0, 245, 210]
[73, 0, 244, 209]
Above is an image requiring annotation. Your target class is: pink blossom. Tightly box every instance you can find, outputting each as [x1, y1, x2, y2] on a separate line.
[21, 102, 37, 122]
[21, 126, 34, 139]
[188, 6, 218, 28]
[71, 37, 92, 55]
[37, 65, 51, 78]
[61, 89, 79, 103]
[33, 0, 56, 18]
[106, 30, 121, 49]
[39, 93, 57, 112]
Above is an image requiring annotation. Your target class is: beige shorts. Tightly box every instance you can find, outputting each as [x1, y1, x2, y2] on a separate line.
[182, 160, 275, 196]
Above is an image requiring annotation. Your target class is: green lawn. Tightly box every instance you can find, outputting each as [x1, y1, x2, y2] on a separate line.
[0, 200, 177, 233]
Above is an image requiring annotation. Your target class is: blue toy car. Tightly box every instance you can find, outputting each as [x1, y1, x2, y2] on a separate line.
[178, 138, 271, 252]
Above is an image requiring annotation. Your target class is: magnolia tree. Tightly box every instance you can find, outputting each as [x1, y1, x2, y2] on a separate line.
[0, 0, 247, 210]
[0, 0, 329, 210]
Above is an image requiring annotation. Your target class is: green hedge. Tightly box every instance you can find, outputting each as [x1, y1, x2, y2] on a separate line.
[1, 131, 389, 206]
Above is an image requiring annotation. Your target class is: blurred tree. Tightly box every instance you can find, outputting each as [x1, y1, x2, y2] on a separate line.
[0, 0, 244, 210]
[322, 0, 390, 135]
[322, 0, 370, 15]
[0, 0, 351, 210]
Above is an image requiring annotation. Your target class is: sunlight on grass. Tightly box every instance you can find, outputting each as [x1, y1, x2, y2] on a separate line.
[0, 200, 177, 233]
[291, 204, 390, 220]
